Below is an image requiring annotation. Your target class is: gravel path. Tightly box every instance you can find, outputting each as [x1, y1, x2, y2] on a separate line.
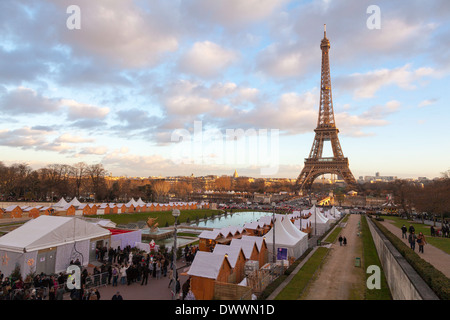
[301, 214, 365, 300]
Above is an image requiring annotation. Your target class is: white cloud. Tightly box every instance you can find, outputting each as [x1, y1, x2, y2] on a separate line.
[183, 0, 289, 29]
[0, 87, 61, 114]
[63, 99, 110, 119]
[178, 41, 238, 78]
[53, 0, 179, 68]
[418, 98, 438, 107]
[55, 133, 95, 143]
[79, 146, 109, 155]
[336, 64, 437, 99]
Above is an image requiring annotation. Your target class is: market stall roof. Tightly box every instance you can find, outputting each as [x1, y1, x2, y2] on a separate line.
[264, 217, 300, 246]
[240, 235, 267, 252]
[230, 238, 259, 259]
[0, 215, 110, 253]
[213, 244, 244, 268]
[281, 216, 308, 240]
[187, 251, 230, 279]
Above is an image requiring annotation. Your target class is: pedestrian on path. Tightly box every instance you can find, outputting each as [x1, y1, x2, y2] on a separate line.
[401, 225, 407, 239]
[408, 231, 417, 251]
[417, 232, 427, 253]
[343, 237, 347, 246]
[338, 235, 343, 246]
[408, 225, 415, 235]
[168, 269, 174, 288]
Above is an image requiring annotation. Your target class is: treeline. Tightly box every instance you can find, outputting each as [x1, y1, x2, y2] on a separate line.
[357, 172, 450, 220]
[0, 162, 296, 203]
[0, 162, 112, 202]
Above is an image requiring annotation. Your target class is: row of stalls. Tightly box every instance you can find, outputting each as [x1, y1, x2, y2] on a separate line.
[0, 215, 143, 279]
[190, 213, 313, 300]
[0, 197, 210, 220]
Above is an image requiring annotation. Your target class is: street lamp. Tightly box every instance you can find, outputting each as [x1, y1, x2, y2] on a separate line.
[172, 209, 181, 300]
[271, 202, 276, 264]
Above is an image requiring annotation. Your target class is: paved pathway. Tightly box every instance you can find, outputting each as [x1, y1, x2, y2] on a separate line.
[301, 214, 365, 300]
[379, 220, 450, 278]
[64, 259, 190, 300]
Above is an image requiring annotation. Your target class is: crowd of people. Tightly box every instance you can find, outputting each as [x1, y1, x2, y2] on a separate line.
[401, 224, 428, 253]
[0, 269, 68, 300]
[0, 243, 199, 300]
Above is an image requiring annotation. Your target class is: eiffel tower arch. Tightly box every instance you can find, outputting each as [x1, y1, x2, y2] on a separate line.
[296, 25, 357, 193]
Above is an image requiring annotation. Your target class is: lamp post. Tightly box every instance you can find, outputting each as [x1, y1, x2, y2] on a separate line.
[172, 209, 180, 300]
[271, 202, 276, 264]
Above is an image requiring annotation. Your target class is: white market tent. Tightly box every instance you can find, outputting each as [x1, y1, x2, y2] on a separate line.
[306, 205, 330, 236]
[136, 198, 146, 206]
[281, 217, 308, 256]
[69, 197, 82, 207]
[0, 216, 111, 278]
[52, 197, 68, 208]
[264, 216, 303, 259]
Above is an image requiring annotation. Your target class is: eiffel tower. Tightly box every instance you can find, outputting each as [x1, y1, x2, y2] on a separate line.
[296, 25, 357, 193]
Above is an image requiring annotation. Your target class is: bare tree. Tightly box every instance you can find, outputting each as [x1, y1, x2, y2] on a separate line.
[71, 162, 88, 197]
[152, 180, 170, 202]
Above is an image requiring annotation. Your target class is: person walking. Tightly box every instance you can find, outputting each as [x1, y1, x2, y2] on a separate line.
[112, 265, 119, 287]
[401, 225, 408, 239]
[167, 268, 174, 289]
[408, 231, 417, 251]
[338, 235, 343, 246]
[408, 225, 415, 235]
[156, 261, 161, 280]
[343, 237, 347, 246]
[417, 232, 427, 253]
[119, 264, 128, 285]
[141, 263, 149, 286]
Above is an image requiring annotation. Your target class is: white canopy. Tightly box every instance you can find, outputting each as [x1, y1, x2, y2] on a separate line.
[264, 216, 303, 259]
[281, 217, 308, 256]
[53, 197, 68, 208]
[0, 215, 110, 253]
[69, 197, 82, 207]
[136, 198, 146, 206]
[126, 198, 139, 207]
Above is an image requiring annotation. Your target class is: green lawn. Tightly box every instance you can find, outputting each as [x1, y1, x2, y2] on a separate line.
[274, 247, 329, 300]
[324, 227, 342, 243]
[382, 216, 450, 254]
[361, 215, 392, 300]
[90, 209, 221, 228]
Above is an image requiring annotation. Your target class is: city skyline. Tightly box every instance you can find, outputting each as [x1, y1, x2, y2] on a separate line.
[1, 1, 449, 180]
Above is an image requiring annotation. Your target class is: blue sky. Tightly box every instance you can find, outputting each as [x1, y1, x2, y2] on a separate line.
[0, 0, 449, 179]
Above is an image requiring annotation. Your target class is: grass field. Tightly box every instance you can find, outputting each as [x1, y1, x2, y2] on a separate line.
[90, 209, 222, 228]
[361, 215, 392, 300]
[274, 247, 329, 300]
[382, 216, 450, 254]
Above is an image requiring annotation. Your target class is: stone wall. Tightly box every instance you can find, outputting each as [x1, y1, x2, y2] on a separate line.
[366, 217, 438, 300]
